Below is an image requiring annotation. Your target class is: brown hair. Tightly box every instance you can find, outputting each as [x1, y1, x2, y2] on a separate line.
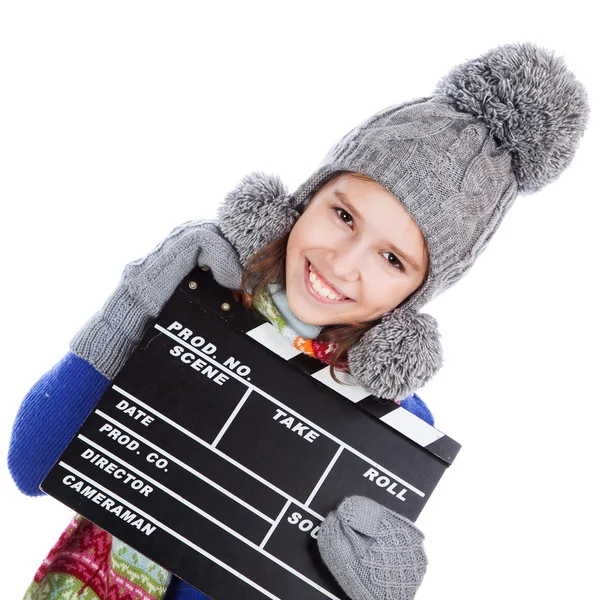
[241, 171, 429, 385]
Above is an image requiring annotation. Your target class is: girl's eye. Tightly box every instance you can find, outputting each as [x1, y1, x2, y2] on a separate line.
[335, 206, 405, 272]
[335, 207, 354, 228]
[382, 251, 405, 271]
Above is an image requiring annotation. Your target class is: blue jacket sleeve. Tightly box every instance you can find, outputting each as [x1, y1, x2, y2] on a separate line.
[8, 352, 110, 496]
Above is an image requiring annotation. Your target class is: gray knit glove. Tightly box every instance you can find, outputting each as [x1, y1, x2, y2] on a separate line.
[71, 220, 243, 380]
[196, 225, 243, 290]
[318, 496, 427, 600]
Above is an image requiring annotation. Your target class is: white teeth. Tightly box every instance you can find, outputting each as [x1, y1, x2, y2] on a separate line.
[312, 280, 343, 300]
[308, 261, 345, 300]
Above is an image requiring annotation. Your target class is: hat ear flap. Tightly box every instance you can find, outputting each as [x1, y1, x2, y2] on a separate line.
[347, 308, 443, 399]
[217, 172, 301, 266]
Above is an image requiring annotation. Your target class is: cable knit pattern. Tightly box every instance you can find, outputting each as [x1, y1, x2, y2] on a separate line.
[318, 496, 428, 600]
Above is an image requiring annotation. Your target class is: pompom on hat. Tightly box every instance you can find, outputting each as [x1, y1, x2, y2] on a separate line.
[218, 42, 589, 399]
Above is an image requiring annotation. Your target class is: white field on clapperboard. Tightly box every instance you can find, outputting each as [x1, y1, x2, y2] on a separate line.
[1, 3, 598, 599]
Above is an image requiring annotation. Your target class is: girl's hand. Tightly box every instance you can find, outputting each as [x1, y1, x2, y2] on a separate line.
[318, 495, 427, 600]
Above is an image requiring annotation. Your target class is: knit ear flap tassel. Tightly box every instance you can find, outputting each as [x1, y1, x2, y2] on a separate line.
[217, 171, 300, 266]
[347, 308, 444, 399]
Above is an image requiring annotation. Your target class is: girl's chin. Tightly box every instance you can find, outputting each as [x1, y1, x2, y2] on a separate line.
[292, 299, 359, 327]
[288, 292, 342, 326]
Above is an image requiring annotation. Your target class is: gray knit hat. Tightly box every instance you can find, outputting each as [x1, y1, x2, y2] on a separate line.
[218, 42, 589, 400]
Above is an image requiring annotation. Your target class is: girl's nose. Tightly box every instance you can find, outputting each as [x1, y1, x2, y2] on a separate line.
[328, 243, 362, 282]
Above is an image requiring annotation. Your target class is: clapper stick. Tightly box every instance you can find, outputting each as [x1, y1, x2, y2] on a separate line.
[42, 266, 461, 600]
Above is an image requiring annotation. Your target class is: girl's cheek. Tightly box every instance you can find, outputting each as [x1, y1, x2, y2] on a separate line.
[304, 222, 330, 246]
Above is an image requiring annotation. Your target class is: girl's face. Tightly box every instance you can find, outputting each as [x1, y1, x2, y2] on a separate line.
[285, 173, 428, 326]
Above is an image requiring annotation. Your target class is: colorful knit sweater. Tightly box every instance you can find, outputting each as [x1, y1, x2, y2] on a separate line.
[24, 515, 171, 600]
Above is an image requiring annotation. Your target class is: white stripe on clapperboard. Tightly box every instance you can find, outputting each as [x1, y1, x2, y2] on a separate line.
[245, 321, 445, 447]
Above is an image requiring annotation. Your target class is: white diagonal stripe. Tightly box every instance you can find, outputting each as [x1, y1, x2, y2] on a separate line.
[311, 366, 371, 403]
[380, 406, 445, 446]
[246, 323, 301, 360]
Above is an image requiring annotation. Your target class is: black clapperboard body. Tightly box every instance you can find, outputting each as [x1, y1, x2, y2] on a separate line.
[42, 266, 461, 600]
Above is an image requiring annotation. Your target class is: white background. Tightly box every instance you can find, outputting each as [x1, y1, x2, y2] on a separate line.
[1, 2, 598, 598]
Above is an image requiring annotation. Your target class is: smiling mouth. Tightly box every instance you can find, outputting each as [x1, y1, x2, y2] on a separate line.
[305, 259, 353, 304]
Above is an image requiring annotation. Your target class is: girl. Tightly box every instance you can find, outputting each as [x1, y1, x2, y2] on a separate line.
[8, 42, 588, 600]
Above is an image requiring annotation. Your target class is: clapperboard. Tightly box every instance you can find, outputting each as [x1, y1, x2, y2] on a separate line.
[42, 266, 461, 600]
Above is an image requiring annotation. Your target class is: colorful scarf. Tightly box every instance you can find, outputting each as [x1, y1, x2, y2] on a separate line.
[247, 286, 405, 408]
[25, 515, 170, 599]
[241, 286, 350, 370]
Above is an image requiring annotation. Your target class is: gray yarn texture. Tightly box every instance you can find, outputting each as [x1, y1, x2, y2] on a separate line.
[218, 42, 589, 400]
[70, 220, 242, 379]
[292, 42, 588, 312]
[318, 496, 427, 600]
